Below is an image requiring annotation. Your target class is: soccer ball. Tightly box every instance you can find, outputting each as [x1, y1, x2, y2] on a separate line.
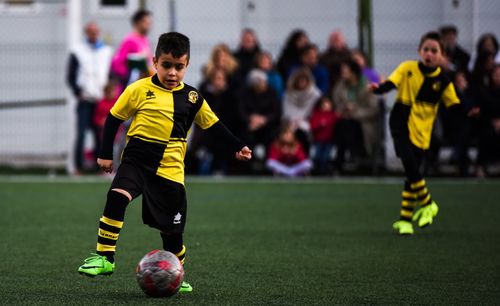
[136, 250, 184, 297]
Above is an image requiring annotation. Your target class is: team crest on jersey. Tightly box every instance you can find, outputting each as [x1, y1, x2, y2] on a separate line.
[432, 81, 441, 91]
[188, 91, 198, 104]
[146, 90, 156, 100]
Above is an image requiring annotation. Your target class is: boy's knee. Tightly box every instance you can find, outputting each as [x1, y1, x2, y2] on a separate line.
[110, 188, 132, 201]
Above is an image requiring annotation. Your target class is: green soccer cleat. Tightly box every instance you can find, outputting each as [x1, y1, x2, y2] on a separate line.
[78, 253, 115, 277]
[412, 201, 439, 228]
[179, 281, 193, 293]
[393, 220, 414, 235]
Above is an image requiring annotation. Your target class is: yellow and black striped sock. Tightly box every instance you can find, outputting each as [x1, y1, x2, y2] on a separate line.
[175, 245, 187, 266]
[400, 181, 417, 221]
[96, 216, 123, 262]
[95, 191, 130, 262]
[410, 179, 432, 207]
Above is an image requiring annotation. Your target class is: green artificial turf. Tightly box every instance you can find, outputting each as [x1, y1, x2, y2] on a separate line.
[0, 177, 499, 305]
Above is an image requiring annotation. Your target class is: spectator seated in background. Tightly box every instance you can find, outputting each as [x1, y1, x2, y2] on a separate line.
[442, 71, 480, 176]
[239, 69, 282, 159]
[309, 96, 339, 175]
[320, 30, 351, 93]
[351, 49, 381, 84]
[476, 64, 500, 177]
[282, 67, 322, 153]
[202, 43, 239, 90]
[266, 123, 312, 177]
[289, 44, 329, 95]
[233, 28, 261, 87]
[468, 33, 500, 73]
[192, 68, 244, 175]
[277, 29, 310, 84]
[255, 51, 284, 100]
[332, 59, 379, 172]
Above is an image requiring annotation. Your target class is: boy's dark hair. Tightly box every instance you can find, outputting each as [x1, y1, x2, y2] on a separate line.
[131, 9, 151, 25]
[418, 31, 444, 53]
[155, 32, 190, 60]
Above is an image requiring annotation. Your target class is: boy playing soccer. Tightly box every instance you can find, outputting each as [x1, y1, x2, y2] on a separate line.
[77, 32, 252, 292]
[368, 32, 461, 235]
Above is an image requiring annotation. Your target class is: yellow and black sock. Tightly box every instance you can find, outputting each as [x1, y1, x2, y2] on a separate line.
[410, 179, 432, 207]
[161, 232, 186, 265]
[400, 181, 417, 221]
[96, 191, 130, 262]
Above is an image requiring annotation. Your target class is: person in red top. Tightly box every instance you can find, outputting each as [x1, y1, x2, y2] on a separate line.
[266, 124, 312, 177]
[94, 82, 119, 157]
[309, 96, 339, 174]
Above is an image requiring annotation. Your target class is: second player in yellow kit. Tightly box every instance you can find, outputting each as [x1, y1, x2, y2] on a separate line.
[370, 31, 461, 235]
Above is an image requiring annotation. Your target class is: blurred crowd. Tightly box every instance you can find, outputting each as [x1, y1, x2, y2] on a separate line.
[67, 9, 500, 178]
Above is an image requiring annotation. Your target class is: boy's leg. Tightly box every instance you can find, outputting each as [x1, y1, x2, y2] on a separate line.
[161, 232, 192, 293]
[393, 181, 417, 235]
[78, 162, 143, 277]
[399, 144, 438, 228]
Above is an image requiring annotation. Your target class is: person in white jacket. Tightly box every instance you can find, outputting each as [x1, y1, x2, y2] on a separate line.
[67, 22, 113, 174]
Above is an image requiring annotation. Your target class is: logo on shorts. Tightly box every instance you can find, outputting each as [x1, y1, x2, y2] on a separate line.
[173, 213, 182, 224]
[188, 91, 198, 104]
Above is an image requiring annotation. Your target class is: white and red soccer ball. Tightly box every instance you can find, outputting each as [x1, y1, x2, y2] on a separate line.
[136, 250, 184, 297]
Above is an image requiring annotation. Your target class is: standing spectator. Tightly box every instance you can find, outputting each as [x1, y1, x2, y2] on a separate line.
[202, 43, 239, 89]
[255, 51, 284, 100]
[266, 124, 312, 177]
[439, 25, 470, 74]
[110, 9, 153, 91]
[309, 96, 339, 174]
[289, 44, 329, 95]
[277, 29, 309, 83]
[476, 64, 500, 177]
[351, 49, 380, 84]
[332, 59, 379, 172]
[239, 69, 282, 151]
[67, 21, 113, 174]
[320, 30, 351, 92]
[282, 67, 322, 153]
[468, 33, 500, 72]
[233, 28, 261, 85]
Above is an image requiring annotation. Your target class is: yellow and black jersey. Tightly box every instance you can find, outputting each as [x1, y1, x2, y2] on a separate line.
[110, 75, 219, 184]
[387, 61, 460, 149]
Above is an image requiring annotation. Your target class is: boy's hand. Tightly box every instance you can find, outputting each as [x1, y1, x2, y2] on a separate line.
[97, 158, 113, 173]
[367, 83, 379, 92]
[235, 146, 252, 161]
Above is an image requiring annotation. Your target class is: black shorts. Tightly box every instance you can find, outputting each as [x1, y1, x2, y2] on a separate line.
[110, 138, 187, 233]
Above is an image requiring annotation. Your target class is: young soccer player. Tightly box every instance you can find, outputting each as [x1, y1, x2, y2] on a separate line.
[368, 32, 461, 235]
[77, 32, 252, 292]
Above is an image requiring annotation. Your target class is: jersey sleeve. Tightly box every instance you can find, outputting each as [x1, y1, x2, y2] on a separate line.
[387, 62, 408, 88]
[194, 99, 219, 129]
[110, 86, 136, 120]
[441, 82, 460, 108]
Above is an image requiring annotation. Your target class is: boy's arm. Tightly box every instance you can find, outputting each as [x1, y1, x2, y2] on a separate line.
[98, 113, 124, 161]
[369, 80, 396, 95]
[206, 121, 252, 160]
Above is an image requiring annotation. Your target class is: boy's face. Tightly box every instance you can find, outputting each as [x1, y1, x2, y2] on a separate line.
[153, 52, 189, 90]
[419, 39, 442, 68]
